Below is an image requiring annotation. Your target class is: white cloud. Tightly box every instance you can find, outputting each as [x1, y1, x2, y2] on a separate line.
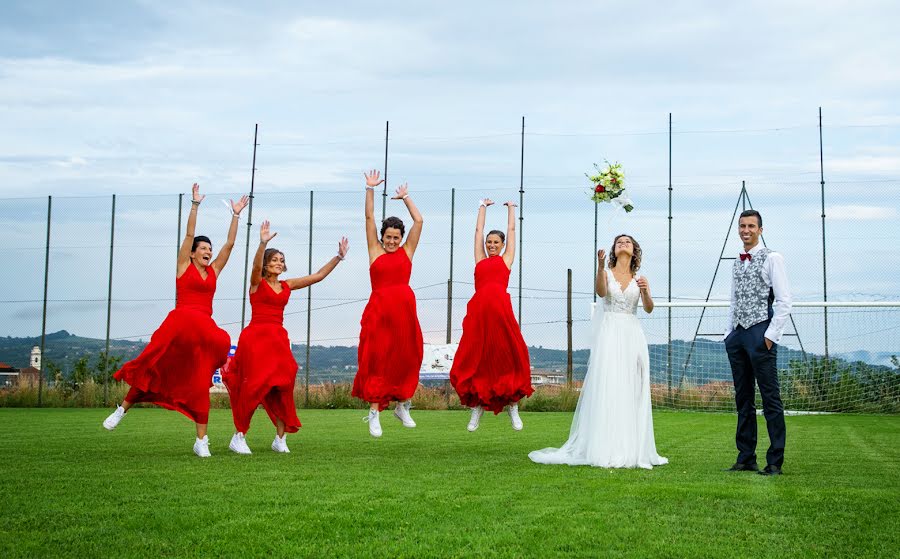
[828, 154, 900, 175]
[825, 205, 898, 220]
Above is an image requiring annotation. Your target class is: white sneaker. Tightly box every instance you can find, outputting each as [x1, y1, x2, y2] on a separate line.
[393, 400, 416, 428]
[102, 405, 126, 431]
[467, 406, 484, 432]
[508, 403, 523, 431]
[272, 434, 290, 453]
[193, 435, 212, 458]
[365, 409, 382, 438]
[229, 432, 252, 455]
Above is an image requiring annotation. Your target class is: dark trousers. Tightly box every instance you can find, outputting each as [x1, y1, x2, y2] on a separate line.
[725, 320, 786, 467]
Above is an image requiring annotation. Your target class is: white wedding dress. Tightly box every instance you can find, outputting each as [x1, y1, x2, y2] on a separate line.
[529, 269, 668, 469]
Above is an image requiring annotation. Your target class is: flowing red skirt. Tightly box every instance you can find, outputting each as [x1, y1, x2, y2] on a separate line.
[115, 308, 231, 424]
[222, 323, 300, 434]
[450, 288, 533, 413]
[353, 286, 423, 411]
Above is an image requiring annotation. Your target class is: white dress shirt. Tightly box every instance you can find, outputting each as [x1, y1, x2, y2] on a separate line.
[724, 242, 793, 344]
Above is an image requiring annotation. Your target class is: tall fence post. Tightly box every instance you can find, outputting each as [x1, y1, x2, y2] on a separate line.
[593, 202, 598, 303]
[241, 123, 259, 329]
[103, 194, 116, 406]
[518, 116, 525, 326]
[176, 193, 182, 304]
[667, 112, 673, 405]
[446, 188, 455, 343]
[38, 196, 52, 406]
[818, 107, 829, 361]
[305, 190, 314, 407]
[382, 121, 389, 222]
[566, 268, 573, 386]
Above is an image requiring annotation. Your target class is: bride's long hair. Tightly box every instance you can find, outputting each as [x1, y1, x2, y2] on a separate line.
[608, 234, 642, 275]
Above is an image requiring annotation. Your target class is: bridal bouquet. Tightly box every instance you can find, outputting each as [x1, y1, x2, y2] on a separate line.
[587, 161, 634, 212]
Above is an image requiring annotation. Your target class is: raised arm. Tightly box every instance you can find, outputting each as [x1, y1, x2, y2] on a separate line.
[248, 220, 277, 294]
[364, 170, 384, 260]
[594, 249, 608, 297]
[209, 194, 250, 276]
[394, 183, 423, 259]
[177, 183, 204, 277]
[474, 198, 492, 262]
[501, 201, 517, 269]
[286, 237, 349, 290]
[636, 276, 654, 313]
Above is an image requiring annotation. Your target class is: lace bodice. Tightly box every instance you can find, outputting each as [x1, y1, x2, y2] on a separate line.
[603, 269, 641, 315]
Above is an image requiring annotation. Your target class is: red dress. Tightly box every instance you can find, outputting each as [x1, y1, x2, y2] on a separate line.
[114, 263, 231, 424]
[353, 249, 423, 410]
[450, 255, 533, 413]
[222, 280, 300, 434]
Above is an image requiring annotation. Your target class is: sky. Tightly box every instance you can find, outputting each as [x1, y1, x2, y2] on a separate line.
[1, 0, 898, 357]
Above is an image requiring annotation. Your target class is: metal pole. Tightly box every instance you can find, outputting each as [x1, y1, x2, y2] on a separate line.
[103, 194, 116, 406]
[518, 116, 525, 326]
[447, 188, 455, 343]
[819, 107, 829, 361]
[241, 123, 259, 329]
[176, 193, 182, 305]
[667, 112, 673, 405]
[567, 268, 573, 386]
[593, 202, 598, 303]
[382, 121, 389, 222]
[305, 190, 313, 406]
[38, 196, 51, 406]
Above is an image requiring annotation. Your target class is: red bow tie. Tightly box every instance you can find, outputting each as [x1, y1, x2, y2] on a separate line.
[740, 253, 752, 262]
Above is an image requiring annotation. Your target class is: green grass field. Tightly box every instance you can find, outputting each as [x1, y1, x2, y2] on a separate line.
[0, 408, 897, 558]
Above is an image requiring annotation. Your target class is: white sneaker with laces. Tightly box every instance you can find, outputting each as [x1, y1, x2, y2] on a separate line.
[271, 435, 290, 453]
[193, 435, 212, 458]
[229, 432, 252, 455]
[508, 403, 523, 431]
[365, 409, 382, 438]
[102, 405, 126, 431]
[467, 406, 484, 432]
[393, 400, 416, 428]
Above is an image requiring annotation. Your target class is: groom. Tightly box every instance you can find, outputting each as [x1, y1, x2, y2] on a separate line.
[723, 210, 792, 476]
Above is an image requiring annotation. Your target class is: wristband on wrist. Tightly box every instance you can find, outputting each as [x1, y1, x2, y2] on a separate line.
[191, 200, 201, 206]
[479, 199, 487, 207]
[402, 194, 409, 200]
[365, 186, 375, 191]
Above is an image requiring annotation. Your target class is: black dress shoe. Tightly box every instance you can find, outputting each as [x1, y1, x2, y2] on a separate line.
[725, 462, 759, 472]
[758, 465, 782, 476]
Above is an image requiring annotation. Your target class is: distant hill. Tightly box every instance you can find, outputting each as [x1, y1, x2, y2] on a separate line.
[1, 330, 876, 385]
[0, 331, 147, 370]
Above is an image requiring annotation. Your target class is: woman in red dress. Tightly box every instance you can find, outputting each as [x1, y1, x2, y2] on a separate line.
[224, 220, 348, 455]
[102, 184, 249, 458]
[450, 199, 533, 432]
[353, 169, 424, 438]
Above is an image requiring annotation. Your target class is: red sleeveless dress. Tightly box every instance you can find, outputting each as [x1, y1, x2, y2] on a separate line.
[222, 280, 300, 434]
[352, 249, 423, 411]
[450, 255, 533, 413]
[114, 263, 231, 424]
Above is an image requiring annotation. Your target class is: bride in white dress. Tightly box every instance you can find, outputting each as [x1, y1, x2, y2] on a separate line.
[529, 234, 667, 469]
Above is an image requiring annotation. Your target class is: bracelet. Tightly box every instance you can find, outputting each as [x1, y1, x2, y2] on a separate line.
[191, 200, 201, 206]
[337, 254, 345, 261]
[479, 200, 487, 207]
[402, 194, 409, 200]
[231, 212, 240, 218]
[365, 186, 375, 191]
